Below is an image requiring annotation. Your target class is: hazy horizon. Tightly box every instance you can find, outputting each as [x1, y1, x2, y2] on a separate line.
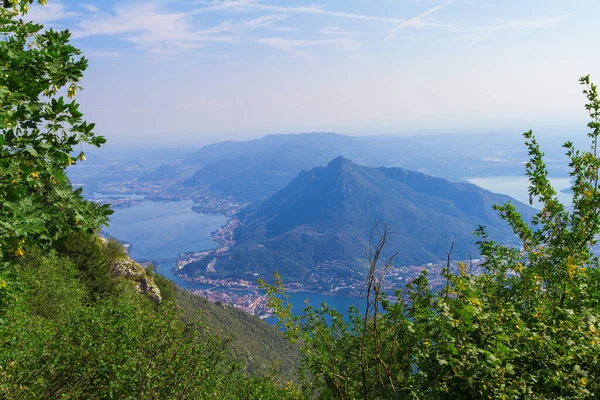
[33, 0, 600, 146]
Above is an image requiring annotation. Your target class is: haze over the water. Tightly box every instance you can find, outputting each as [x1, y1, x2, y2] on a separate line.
[34, 0, 600, 145]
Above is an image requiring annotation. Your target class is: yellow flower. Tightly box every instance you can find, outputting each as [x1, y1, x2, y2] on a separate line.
[567, 260, 577, 279]
[458, 262, 467, 276]
[30, 171, 39, 178]
[14, 248, 24, 257]
[514, 262, 524, 273]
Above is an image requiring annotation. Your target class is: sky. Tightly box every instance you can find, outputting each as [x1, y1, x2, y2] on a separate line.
[29, 0, 600, 146]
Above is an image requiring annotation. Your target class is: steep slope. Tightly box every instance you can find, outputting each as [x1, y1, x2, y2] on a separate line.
[184, 158, 535, 282]
[172, 284, 301, 380]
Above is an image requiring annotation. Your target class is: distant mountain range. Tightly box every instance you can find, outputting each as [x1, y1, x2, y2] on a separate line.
[181, 157, 535, 282]
[182, 133, 364, 201]
[176, 132, 570, 203]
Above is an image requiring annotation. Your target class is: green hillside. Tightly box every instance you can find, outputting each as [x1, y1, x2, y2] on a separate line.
[172, 284, 301, 380]
[0, 233, 298, 398]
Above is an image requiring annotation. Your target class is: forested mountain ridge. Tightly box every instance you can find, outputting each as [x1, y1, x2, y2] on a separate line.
[182, 157, 536, 282]
[172, 284, 301, 380]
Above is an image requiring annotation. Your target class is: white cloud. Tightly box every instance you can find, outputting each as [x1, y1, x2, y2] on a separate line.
[457, 14, 572, 35]
[257, 37, 361, 57]
[269, 26, 301, 33]
[71, 3, 287, 53]
[62, 0, 575, 59]
[192, 1, 460, 43]
[506, 14, 571, 29]
[24, 2, 79, 24]
[80, 4, 100, 13]
[191, 0, 406, 23]
[384, 5, 451, 42]
[318, 27, 359, 36]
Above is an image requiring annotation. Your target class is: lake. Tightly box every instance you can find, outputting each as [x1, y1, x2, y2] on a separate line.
[102, 199, 364, 322]
[103, 200, 226, 260]
[468, 176, 572, 209]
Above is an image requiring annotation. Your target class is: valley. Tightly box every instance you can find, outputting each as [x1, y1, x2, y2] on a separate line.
[5, 4, 597, 396]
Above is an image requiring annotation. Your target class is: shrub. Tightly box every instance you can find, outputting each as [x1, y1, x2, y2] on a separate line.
[262, 76, 600, 399]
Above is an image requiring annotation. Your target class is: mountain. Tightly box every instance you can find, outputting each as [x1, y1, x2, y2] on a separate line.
[183, 141, 357, 201]
[182, 132, 362, 166]
[180, 132, 572, 203]
[182, 158, 535, 282]
[182, 133, 368, 201]
[138, 164, 183, 181]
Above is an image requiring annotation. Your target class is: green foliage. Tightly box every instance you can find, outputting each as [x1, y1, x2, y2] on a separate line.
[0, 0, 111, 308]
[55, 231, 114, 299]
[13, 250, 84, 321]
[0, 288, 284, 398]
[173, 283, 302, 382]
[0, 243, 298, 398]
[150, 270, 175, 304]
[103, 237, 129, 261]
[262, 76, 600, 399]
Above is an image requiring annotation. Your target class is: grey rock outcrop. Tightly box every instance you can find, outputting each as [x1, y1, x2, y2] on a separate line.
[109, 257, 162, 305]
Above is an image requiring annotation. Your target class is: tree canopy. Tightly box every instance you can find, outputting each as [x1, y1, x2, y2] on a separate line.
[0, 0, 111, 306]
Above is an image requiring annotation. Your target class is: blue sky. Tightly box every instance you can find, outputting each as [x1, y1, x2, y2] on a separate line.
[29, 0, 600, 146]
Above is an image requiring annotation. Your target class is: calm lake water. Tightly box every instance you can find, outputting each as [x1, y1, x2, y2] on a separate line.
[468, 176, 572, 209]
[103, 200, 226, 260]
[102, 200, 363, 322]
